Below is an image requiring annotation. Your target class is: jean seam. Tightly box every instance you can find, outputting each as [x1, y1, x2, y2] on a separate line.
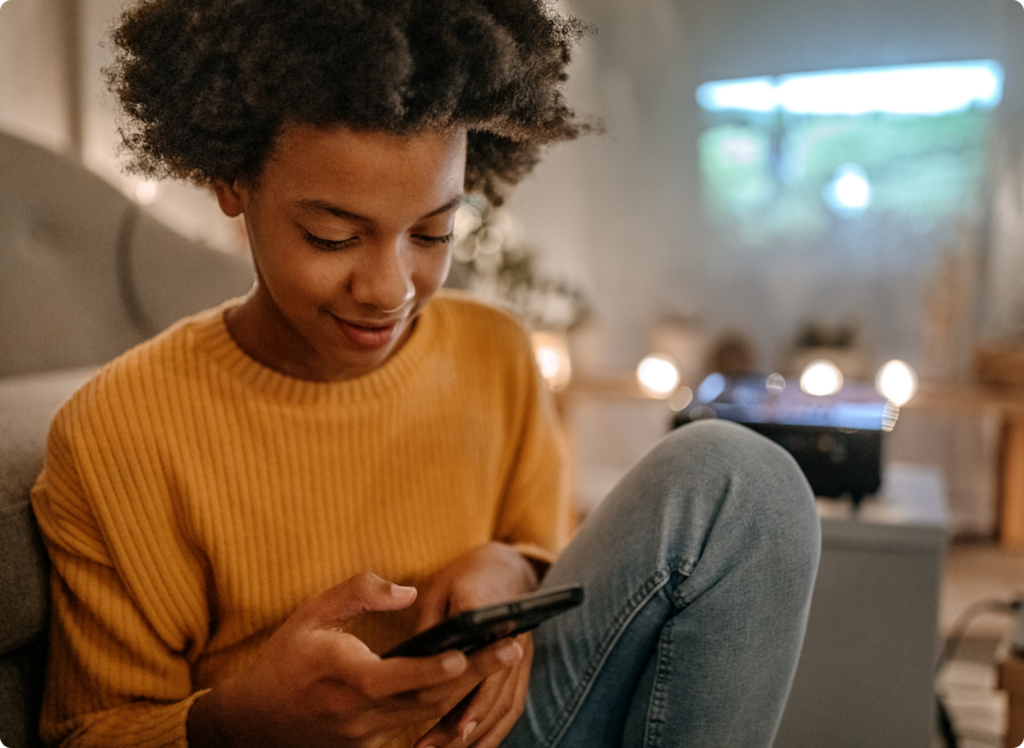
[542, 563, 687, 748]
[643, 613, 673, 747]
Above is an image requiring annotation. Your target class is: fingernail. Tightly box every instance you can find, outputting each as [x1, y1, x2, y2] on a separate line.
[390, 584, 416, 599]
[441, 652, 465, 673]
[499, 641, 523, 664]
[463, 721, 479, 741]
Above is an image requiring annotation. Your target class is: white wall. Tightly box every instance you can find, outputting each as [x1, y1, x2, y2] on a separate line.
[0, 0, 70, 154]
[507, 0, 1024, 375]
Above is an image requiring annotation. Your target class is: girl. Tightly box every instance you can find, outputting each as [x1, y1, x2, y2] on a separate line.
[31, 2, 820, 747]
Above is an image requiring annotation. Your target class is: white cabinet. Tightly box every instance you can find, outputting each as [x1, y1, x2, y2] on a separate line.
[774, 464, 947, 748]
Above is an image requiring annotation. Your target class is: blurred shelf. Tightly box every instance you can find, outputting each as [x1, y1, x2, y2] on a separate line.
[905, 383, 1024, 415]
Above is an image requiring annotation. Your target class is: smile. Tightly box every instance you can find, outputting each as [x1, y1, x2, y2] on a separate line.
[330, 314, 403, 350]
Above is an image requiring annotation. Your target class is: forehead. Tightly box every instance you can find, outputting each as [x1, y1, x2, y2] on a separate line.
[261, 124, 467, 203]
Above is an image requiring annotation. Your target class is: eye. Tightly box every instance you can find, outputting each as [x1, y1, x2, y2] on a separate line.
[303, 230, 357, 251]
[412, 232, 454, 246]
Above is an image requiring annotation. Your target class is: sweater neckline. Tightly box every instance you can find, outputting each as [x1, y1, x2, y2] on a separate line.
[194, 296, 445, 404]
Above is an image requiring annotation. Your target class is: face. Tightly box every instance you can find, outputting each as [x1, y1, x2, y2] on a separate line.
[215, 124, 466, 382]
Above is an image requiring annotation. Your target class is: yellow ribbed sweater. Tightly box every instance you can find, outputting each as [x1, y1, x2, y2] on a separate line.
[31, 291, 571, 748]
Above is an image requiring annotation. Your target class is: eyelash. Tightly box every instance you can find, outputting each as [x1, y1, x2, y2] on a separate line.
[302, 231, 454, 251]
[303, 232, 357, 251]
[417, 232, 455, 245]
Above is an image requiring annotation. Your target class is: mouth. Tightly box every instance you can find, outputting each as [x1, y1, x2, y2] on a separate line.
[330, 314, 404, 350]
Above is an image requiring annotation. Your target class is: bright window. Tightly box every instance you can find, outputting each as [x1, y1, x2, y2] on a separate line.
[695, 60, 1005, 251]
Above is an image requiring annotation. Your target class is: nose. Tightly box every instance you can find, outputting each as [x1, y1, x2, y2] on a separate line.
[349, 241, 415, 313]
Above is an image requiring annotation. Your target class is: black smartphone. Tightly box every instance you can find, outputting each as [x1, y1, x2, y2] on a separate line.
[381, 583, 584, 659]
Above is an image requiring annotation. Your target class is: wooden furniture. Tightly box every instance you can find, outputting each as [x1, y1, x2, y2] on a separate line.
[904, 384, 1024, 547]
[998, 642, 1024, 748]
[971, 345, 1024, 547]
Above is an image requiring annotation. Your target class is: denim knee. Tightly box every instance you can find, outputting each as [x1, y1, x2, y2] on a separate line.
[649, 419, 821, 584]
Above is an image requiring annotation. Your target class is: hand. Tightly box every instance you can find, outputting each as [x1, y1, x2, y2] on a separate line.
[187, 572, 522, 748]
[412, 543, 540, 748]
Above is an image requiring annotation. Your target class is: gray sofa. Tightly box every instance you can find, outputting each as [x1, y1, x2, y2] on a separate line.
[0, 131, 253, 748]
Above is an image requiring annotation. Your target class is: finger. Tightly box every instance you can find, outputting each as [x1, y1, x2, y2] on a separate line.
[410, 636, 528, 747]
[461, 673, 513, 745]
[467, 688, 524, 748]
[414, 679, 502, 748]
[402, 636, 519, 712]
[460, 636, 533, 747]
[463, 637, 523, 682]
[416, 581, 452, 632]
[403, 637, 523, 738]
[461, 654, 524, 742]
[405, 633, 523, 702]
[311, 572, 417, 630]
[412, 689, 474, 748]
[334, 648, 472, 702]
[446, 585, 487, 617]
[454, 667, 528, 748]
[415, 581, 485, 633]
[436, 638, 526, 746]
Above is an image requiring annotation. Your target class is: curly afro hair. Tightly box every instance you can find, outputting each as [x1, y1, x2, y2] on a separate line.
[105, 0, 594, 204]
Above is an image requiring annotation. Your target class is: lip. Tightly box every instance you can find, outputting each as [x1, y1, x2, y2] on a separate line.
[330, 314, 404, 350]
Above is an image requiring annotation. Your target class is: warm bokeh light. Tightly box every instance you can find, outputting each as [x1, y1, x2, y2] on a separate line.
[531, 332, 572, 391]
[135, 181, 160, 205]
[453, 202, 483, 241]
[636, 353, 681, 399]
[123, 177, 162, 205]
[452, 203, 483, 261]
[875, 359, 918, 406]
[799, 359, 844, 396]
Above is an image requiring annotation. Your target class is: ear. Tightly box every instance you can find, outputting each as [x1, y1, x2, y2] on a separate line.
[213, 179, 246, 218]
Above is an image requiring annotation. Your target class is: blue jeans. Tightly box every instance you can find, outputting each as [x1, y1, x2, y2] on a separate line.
[503, 420, 821, 747]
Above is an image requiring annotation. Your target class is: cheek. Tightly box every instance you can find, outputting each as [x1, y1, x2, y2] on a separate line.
[260, 246, 341, 304]
[416, 248, 453, 296]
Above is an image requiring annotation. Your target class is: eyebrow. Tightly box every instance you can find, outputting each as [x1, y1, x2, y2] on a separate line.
[296, 194, 465, 222]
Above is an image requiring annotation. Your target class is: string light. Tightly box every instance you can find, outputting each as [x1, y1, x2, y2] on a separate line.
[636, 354, 681, 399]
[876, 359, 918, 406]
[800, 359, 844, 396]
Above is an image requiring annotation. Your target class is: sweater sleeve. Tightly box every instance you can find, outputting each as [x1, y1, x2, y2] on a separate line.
[491, 321, 574, 571]
[31, 401, 208, 748]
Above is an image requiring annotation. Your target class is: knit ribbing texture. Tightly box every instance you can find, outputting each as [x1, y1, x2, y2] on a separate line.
[32, 291, 571, 748]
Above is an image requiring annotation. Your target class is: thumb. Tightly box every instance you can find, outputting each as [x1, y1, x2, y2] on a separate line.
[315, 572, 417, 629]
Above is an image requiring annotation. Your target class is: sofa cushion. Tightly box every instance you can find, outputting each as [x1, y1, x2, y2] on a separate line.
[0, 130, 254, 379]
[0, 633, 47, 748]
[0, 368, 94, 657]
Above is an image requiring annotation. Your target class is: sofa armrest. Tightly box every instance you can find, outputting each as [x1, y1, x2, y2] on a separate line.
[0, 367, 95, 656]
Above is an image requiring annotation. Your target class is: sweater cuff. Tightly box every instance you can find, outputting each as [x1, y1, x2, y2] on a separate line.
[45, 690, 211, 748]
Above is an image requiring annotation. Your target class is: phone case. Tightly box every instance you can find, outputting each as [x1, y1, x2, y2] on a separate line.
[382, 584, 584, 658]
